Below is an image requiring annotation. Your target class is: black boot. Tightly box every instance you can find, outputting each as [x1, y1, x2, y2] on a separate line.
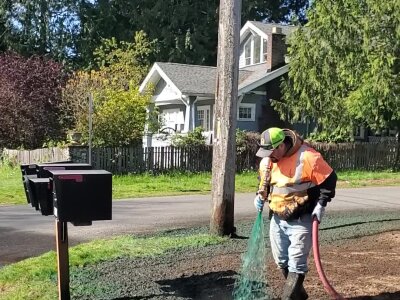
[281, 271, 308, 300]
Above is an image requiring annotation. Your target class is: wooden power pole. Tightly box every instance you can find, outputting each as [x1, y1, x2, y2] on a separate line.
[210, 0, 241, 236]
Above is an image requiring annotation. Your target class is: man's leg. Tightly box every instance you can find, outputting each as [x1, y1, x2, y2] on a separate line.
[269, 214, 290, 270]
[282, 214, 312, 300]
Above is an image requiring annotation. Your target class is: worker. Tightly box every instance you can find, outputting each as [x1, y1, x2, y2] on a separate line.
[254, 127, 337, 300]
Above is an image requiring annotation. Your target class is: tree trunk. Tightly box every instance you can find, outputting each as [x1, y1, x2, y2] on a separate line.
[210, 0, 241, 236]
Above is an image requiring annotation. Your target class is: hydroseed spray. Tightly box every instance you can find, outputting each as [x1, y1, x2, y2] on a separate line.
[233, 211, 272, 300]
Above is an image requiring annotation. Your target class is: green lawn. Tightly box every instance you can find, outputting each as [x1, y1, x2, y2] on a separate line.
[1, 164, 400, 206]
[0, 233, 226, 299]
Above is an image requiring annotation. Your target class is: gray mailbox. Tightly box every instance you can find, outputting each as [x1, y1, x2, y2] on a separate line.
[50, 170, 112, 224]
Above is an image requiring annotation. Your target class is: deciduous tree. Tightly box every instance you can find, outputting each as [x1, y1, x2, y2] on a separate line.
[0, 53, 66, 148]
[61, 32, 155, 146]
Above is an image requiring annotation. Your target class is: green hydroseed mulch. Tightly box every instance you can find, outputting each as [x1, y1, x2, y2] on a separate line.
[233, 212, 272, 300]
[1, 210, 400, 299]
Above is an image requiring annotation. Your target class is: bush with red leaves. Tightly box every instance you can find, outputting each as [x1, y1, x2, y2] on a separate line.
[0, 53, 67, 149]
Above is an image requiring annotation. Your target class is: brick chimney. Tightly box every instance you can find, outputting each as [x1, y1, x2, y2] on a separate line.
[266, 26, 287, 72]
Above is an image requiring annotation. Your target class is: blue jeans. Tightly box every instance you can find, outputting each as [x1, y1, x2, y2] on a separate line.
[269, 213, 313, 274]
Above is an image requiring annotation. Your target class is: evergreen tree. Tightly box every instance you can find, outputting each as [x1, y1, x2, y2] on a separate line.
[276, 0, 400, 142]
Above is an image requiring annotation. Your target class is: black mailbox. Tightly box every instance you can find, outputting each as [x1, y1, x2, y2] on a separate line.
[24, 175, 37, 205]
[36, 163, 92, 178]
[28, 178, 53, 215]
[21, 164, 38, 204]
[21, 164, 38, 176]
[50, 170, 112, 224]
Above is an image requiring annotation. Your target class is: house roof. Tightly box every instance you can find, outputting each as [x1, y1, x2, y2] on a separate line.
[239, 21, 297, 43]
[156, 62, 250, 97]
[139, 21, 297, 98]
[139, 62, 288, 97]
[246, 21, 297, 37]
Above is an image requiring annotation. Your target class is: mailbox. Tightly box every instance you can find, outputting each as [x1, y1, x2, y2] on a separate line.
[28, 178, 53, 215]
[21, 164, 37, 176]
[21, 164, 38, 204]
[50, 170, 112, 224]
[36, 163, 92, 178]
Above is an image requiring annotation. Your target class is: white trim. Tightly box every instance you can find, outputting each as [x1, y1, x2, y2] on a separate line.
[237, 103, 256, 121]
[139, 63, 182, 99]
[196, 105, 211, 131]
[238, 64, 288, 95]
[240, 21, 269, 42]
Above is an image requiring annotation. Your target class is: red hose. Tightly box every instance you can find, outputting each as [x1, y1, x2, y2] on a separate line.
[312, 218, 347, 300]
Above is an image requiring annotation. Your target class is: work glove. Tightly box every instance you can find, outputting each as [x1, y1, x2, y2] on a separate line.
[312, 202, 325, 223]
[254, 195, 265, 212]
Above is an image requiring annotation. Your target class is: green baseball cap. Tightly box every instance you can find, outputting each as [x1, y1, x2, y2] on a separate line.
[256, 127, 285, 157]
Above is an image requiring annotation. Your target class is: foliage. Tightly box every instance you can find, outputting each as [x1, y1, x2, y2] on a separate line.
[236, 129, 260, 154]
[171, 127, 206, 147]
[61, 32, 156, 146]
[0, 0, 309, 68]
[0, 53, 67, 149]
[145, 106, 163, 134]
[276, 0, 400, 142]
[0, 0, 80, 67]
[93, 86, 149, 146]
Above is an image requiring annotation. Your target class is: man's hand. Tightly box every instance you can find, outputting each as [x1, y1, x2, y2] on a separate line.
[312, 203, 325, 223]
[254, 195, 265, 212]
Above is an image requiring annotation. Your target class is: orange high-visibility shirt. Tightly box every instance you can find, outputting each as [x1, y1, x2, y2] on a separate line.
[259, 145, 333, 211]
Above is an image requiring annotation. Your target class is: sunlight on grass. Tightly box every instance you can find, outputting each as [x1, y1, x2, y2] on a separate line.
[1, 165, 400, 205]
[0, 233, 226, 300]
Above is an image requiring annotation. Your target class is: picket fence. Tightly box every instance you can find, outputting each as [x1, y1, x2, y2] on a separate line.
[2, 141, 399, 174]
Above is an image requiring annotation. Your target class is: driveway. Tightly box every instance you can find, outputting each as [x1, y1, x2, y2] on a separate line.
[1, 186, 400, 267]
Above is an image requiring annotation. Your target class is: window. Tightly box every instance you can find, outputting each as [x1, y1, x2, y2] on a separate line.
[244, 39, 251, 66]
[197, 105, 211, 131]
[254, 37, 261, 64]
[237, 103, 255, 121]
[262, 38, 268, 62]
[242, 35, 267, 66]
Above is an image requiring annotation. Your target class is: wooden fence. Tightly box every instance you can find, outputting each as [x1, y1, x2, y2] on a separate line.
[3, 141, 399, 174]
[90, 146, 215, 174]
[1, 147, 70, 165]
[312, 142, 399, 171]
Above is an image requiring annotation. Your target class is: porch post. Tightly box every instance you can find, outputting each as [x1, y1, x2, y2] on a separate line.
[183, 96, 197, 132]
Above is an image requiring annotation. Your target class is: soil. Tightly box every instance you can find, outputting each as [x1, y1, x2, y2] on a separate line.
[69, 211, 400, 300]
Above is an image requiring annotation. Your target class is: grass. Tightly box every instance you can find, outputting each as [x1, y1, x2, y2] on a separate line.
[1, 164, 400, 206]
[0, 233, 226, 300]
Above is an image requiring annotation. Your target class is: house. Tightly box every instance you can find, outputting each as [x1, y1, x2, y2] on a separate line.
[139, 21, 298, 147]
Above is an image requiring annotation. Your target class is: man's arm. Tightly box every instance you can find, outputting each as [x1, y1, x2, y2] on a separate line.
[317, 170, 337, 206]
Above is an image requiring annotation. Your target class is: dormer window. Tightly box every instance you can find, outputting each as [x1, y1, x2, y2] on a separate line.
[241, 34, 268, 67]
[263, 38, 268, 61]
[244, 39, 251, 65]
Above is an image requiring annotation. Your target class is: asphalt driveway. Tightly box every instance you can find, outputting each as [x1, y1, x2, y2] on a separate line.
[1, 186, 400, 267]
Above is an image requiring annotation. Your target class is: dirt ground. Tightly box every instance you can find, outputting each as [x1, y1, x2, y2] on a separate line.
[152, 232, 400, 300]
[70, 229, 400, 300]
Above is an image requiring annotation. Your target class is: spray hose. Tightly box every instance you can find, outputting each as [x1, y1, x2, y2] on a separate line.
[312, 217, 347, 300]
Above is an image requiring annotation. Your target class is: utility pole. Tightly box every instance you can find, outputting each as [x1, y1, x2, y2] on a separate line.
[210, 0, 241, 236]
